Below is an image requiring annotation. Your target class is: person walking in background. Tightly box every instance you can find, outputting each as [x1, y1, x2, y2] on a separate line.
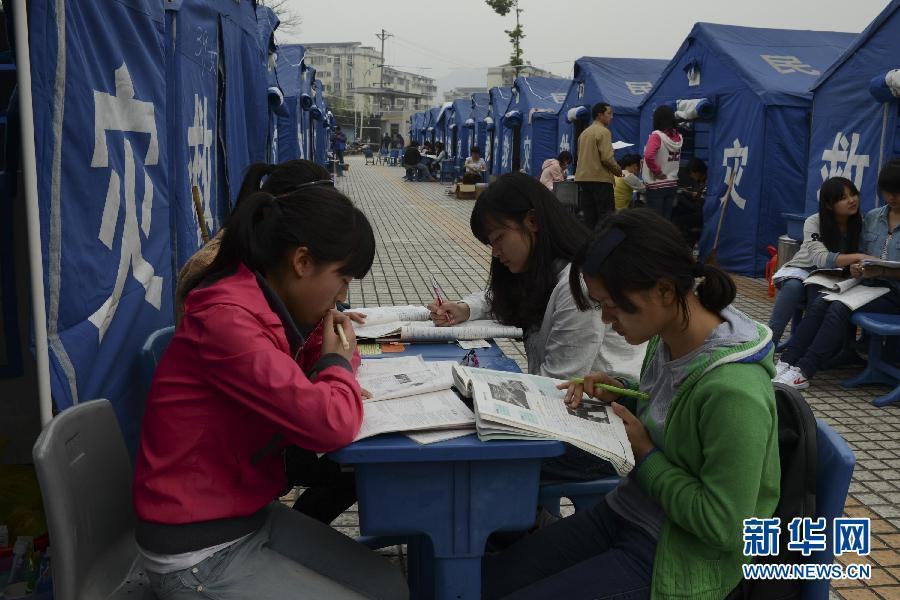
[613, 154, 645, 212]
[642, 106, 683, 219]
[575, 103, 622, 229]
[331, 126, 347, 177]
[381, 132, 391, 152]
[539, 151, 572, 191]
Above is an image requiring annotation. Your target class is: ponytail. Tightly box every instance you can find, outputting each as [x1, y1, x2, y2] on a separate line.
[236, 163, 275, 204]
[570, 208, 736, 328]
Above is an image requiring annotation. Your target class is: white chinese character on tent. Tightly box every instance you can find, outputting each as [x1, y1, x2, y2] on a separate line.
[187, 93, 214, 246]
[559, 133, 570, 152]
[297, 119, 305, 159]
[820, 132, 870, 190]
[625, 81, 653, 96]
[522, 136, 532, 173]
[721, 138, 749, 210]
[577, 82, 585, 99]
[457, 138, 462, 157]
[501, 132, 511, 170]
[88, 63, 163, 341]
[271, 124, 279, 164]
[485, 135, 493, 165]
[760, 55, 820, 76]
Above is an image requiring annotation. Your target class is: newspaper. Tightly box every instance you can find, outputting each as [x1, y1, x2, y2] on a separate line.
[452, 366, 634, 475]
[357, 357, 456, 401]
[822, 285, 890, 310]
[802, 272, 860, 294]
[354, 389, 475, 441]
[399, 320, 523, 342]
[406, 427, 476, 445]
[348, 305, 431, 339]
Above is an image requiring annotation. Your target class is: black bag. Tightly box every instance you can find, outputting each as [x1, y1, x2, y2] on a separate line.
[729, 383, 818, 600]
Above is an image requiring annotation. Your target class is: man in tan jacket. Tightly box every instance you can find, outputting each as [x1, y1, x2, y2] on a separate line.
[574, 103, 622, 229]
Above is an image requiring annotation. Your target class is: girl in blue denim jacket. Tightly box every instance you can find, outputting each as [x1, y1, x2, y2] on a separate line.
[775, 160, 900, 389]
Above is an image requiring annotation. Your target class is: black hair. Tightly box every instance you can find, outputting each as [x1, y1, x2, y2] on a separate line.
[591, 102, 612, 120]
[618, 153, 641, 169]
[687, 158, 707, 175]
[557, 150, 572, 164]
[238, 160, 331, 202]
[818, 177, 861, 253]
[652, 105, 677, 132]
[569, 208, 735, 328]
[878, 159, 900, 195]
[471, 146, 481, 154]
[471, 172, 589, 329]
[189, 186, 374, 296]
[435, 142, 444, 152]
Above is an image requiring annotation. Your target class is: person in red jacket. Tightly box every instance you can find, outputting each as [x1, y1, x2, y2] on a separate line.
[133, 184, 408, 598]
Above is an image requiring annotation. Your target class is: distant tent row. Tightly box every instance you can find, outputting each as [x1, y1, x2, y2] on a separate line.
[411, 13, 900, 276]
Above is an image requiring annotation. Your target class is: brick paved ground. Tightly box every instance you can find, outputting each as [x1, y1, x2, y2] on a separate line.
[285, 157, 900, 599]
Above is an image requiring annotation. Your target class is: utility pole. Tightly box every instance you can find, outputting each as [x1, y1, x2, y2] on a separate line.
[513, 0, 522, 79]
[375, 28, 393, 88]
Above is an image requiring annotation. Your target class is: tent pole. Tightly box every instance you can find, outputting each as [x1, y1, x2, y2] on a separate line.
[14, 0, 54, 426]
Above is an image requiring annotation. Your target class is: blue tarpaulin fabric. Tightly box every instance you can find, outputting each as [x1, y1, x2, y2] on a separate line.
[312, 80, 329, 166]
[220, 2, 268, 205]
[501, 76, 569, 176]
[470, 92, 490, 156]
[29, 0, 172, 451]
[256, 6, 281, 163]
[807, 0, 900, 215]
[641, 22, 856, 275]
[557, 57, 667, 160]
[488, 87, 512, 175]
[449, 99, 473, 158]
[275, 44, 304, 162]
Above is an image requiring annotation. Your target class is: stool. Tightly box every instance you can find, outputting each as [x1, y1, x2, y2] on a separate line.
[841, 312, 900, 406]
[538, 477, 620, 517]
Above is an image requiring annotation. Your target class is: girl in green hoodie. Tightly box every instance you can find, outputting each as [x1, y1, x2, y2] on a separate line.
[483, 209, 780, 600]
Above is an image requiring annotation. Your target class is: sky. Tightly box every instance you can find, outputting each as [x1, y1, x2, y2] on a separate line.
[274, 0, 889, 95]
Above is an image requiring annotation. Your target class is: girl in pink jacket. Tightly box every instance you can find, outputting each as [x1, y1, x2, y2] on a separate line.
[539, 151, 572, 190]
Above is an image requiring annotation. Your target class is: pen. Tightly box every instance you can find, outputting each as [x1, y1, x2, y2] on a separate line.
[430, 274, 452, 323]
[336, 324, 350, 351]
[569, 377, 650, 401]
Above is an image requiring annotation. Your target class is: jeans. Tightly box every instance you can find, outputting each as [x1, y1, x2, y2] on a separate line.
[645, 188, 676, 220]
[541, 444, 616, 483]
[578, 182, 615, 230]
[336, 149, 345, 176]
[781, 290, 900, 377]
[483, 498, 656, 600]
[768, 278, 821, 347]
[147, 503, 408, 600]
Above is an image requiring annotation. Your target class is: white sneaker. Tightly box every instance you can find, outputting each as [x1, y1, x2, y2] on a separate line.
[773, 360, 791, 379]
[774, 366, 810, 390]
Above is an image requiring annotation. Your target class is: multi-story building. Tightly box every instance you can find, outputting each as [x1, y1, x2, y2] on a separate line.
[443, 86, 486, 103]
[302, 41, 437, 141]
[486, 63, 561, 88]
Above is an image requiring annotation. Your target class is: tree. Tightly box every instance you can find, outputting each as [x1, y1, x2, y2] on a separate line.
[258, 0, 302, 33]
[485, 0, 525, 76]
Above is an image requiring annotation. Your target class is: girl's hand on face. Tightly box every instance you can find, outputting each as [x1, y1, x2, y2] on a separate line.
[322, 310, 357, 362]
[556, 372, 622, 409]
[610, 402, 655, 462]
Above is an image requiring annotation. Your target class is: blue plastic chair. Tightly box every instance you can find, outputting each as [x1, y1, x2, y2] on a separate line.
[841, 312, 900, 406]
[539, 476, 620, 516]
[139, 326, 175, 396]
[438, 160, 456, 182]
[388, 148, 401, 166]
[804, 418, 855, 600]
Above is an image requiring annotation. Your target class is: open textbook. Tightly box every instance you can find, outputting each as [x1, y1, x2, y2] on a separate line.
[353, 389, 475, 442]
[348, 305, 523, 341]
[452, 366, 634, 476]
[356, 356, 455, 401]
[772, 267, 890, 310]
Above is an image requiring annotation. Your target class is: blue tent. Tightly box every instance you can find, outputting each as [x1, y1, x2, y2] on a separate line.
[432, 104, 452, 148]
[501, 76, 570, 176]
[488, 87, 512, 175]
[640, 23, 856, 275]
[297, 62, 317, 160]
[448, 99, 473, 158]
[274, 44, 306, 163]
[27, 0, 271, 451]
[257, 6, 282, 164]
[558, 57, 668, 163]
[409, 111, 424, 144]
[469, 92, 490, 156]
[310, 79, 330, 167]
[806, 0, 900, 214]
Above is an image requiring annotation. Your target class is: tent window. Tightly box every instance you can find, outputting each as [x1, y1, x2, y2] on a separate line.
[677, 120, 712, 184]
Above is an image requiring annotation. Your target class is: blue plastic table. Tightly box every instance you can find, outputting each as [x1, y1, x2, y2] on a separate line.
[332, 342, 564, 599]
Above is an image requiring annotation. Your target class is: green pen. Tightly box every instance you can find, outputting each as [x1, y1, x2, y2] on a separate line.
[569, 377, 650, 401]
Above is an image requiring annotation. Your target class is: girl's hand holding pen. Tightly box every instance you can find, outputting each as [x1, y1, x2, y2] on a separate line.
[426, 301, 470, 326]
[556, 371, 624, 409]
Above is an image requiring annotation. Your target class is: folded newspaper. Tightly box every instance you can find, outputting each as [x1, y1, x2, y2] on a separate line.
[452, 365, 635, 476]
[348, 305, 523, 341]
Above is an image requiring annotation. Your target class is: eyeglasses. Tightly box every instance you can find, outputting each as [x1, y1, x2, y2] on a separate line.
[277, 179, 335, 196]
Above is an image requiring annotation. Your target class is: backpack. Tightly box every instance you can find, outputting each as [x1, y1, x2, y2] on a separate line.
[728, 383, 818, 600]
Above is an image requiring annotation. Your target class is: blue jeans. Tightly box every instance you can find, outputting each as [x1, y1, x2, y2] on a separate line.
[645, 188, 676, 220]
[146, 503, 408, 600]
[781, 290, 900, 377]
[768, 278, 821, 347]
[483, 498, 656, 599]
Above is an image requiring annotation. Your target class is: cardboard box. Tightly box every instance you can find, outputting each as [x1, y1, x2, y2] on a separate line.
[455, 183, 476, 200]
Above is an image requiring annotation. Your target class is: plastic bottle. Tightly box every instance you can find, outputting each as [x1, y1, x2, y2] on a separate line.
[5, 537, 32, 586]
